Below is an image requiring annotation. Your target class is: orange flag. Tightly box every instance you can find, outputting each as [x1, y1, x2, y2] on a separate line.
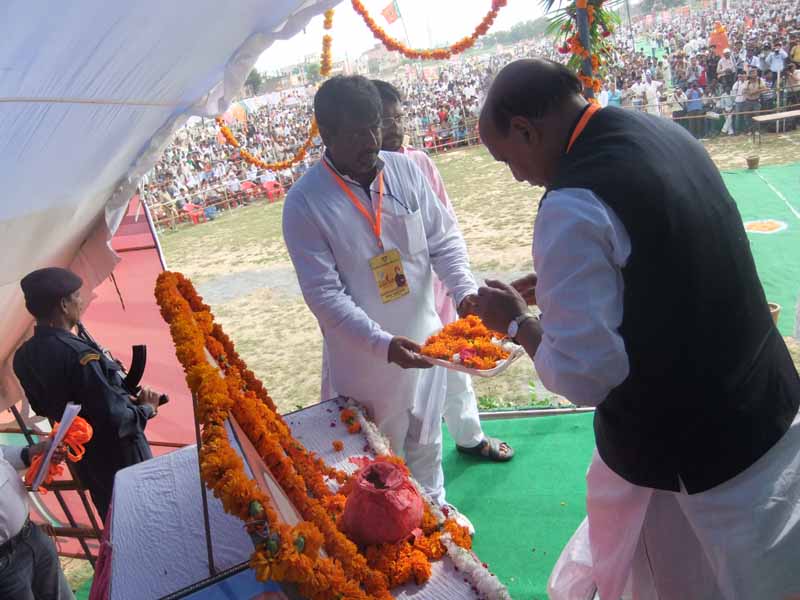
[381, 1, 399, 25]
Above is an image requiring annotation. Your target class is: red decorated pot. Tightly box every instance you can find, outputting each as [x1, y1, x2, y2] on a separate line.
[341, 461, 424, 546]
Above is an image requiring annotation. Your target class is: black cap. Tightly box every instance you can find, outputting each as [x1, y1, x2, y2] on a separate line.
[20, 267, 82, 319]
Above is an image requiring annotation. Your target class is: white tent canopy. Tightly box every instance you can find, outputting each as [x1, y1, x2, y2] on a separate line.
[0, 0, 337, 407]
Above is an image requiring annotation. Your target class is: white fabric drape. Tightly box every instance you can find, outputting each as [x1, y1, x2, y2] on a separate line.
[0, 0, 340, 410]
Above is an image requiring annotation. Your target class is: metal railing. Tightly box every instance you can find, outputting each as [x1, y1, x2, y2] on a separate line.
[141, 89, 800, 228]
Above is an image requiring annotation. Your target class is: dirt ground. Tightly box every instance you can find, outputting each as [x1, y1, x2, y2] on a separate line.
[61, 556, 94, 596]
[159, 131, 800, 412]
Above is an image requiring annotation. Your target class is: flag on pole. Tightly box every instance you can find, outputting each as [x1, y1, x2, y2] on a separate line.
[381, 1, 400, 25]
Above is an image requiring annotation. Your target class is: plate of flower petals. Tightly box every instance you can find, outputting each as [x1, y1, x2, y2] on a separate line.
[420, 315, 525, 377]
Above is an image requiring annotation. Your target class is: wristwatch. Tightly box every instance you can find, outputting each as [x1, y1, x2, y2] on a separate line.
[21, 446, 31, 468]
[507, 312, 536, 343]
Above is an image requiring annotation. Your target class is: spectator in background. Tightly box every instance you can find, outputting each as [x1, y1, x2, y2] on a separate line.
[741, 69, 768, 132]
[607, 80, 623, 107]
[598, 82, 610, 108]
[640, 71, 663, 115]
[686, 82, 706, 138]
[732, 71, 749, 134]
[718, 48, 736, 90]
[766, 42, 789, 81]
[791, 34, 800, 66]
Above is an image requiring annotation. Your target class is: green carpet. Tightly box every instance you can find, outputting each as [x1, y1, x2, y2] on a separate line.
[721, 164, 800, 335]
[443, 413, 596, 600]
[635, 37, 667, 62]
[75, 578, 92, 600]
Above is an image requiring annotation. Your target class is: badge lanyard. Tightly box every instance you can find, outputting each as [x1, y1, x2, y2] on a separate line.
[323, 161, 385, 250]
[566, 103, 602, 154]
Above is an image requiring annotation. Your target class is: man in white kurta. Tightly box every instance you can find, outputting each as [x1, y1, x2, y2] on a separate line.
[475, 59, 800, 600]
[283, 75, 478, 507]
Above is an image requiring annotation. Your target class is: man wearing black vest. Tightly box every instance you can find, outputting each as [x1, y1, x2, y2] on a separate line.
[474, 59, 800, 599]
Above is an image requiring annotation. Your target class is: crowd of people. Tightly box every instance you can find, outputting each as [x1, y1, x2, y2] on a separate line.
[598, 0, 800, 139]
[140, 91, 321, 227]
[140, 0, 800, 227]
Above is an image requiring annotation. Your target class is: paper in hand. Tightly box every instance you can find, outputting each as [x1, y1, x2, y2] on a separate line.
[31, 403, 82, 491]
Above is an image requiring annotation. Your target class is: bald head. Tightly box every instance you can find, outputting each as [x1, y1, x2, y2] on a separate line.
[479, 59, 586, 188]
[481, 59, 583, 136]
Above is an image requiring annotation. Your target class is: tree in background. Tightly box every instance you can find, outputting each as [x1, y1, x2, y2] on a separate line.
[367, 58, 381, 75]
[305, 62, 322, 84]
[482, 17, 551, 46]
[640, 0, 687, 14]
[245, 69, 263, 96]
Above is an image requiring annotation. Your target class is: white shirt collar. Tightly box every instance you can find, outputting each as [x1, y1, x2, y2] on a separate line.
[322, 152, 385, 188]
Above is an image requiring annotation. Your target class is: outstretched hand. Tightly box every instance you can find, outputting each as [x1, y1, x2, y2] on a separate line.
[475, 279, 528, 333]
[388, 336, 433, 369]
[457, 294, 479, 317]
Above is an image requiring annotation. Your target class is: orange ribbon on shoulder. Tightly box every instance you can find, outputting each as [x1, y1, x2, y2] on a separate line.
[566, 103, 601, 153]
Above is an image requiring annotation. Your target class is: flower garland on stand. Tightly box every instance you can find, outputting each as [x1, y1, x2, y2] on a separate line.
[155, 272, 510, 598]
[351, 0, 507, 60]
[157, 273, 371, 598]
[550, 0, 618, 99]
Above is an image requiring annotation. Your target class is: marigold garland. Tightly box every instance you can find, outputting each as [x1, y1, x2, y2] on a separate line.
[352, 0, 507, 61]
[156, 273, 382, 598]
[552, 0, 616, 98]
[155, 271, 479, 597]
[216, 116, 320, 173]
[320, 9, 334, 77]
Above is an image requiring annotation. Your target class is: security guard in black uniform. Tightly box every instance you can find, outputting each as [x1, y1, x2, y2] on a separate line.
[13, 267, 163, 521]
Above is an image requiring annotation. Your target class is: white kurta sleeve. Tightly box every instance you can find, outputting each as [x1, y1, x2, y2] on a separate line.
[532, 188, 631, 407]
[283, 191, 393, 361]
[410, 162, 478, 306]
[1, 445, 26, 471]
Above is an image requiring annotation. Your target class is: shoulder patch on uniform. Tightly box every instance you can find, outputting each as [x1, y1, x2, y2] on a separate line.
[79, 353, 101, 366]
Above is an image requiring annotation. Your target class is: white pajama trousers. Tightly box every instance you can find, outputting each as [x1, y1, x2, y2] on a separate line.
[376, 409, 446, 506]
[443, 369, 484, 449]
[550, 412, 800, 600]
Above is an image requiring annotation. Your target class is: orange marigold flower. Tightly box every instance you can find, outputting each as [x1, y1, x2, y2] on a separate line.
[332, 439, 344, 452]
[350, 0, 503, 60]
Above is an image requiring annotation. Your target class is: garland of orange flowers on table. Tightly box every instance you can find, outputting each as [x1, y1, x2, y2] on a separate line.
[352, 0, 506, 60]
[155, 271, 474, 597]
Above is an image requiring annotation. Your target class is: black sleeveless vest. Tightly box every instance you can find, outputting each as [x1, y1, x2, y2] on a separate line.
[547, 106, 800, 493]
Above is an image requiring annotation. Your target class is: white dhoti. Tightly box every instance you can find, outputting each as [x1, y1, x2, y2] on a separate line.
[550, 412, 800, 600]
